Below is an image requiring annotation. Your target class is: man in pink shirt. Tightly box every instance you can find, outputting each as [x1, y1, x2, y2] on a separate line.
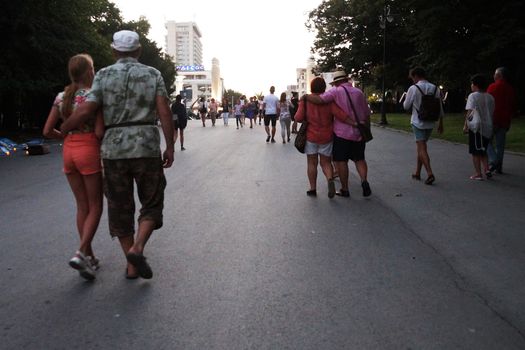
[306, 70, 372, 198]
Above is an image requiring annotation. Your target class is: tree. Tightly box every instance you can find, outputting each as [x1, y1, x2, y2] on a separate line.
[307, 0, 414, 92]
[307, 0, 524, 112]
[0, 1, 177, 131]
[224, 89, 243, 105]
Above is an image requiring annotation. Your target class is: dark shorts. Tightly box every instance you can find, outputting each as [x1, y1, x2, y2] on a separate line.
[264, 114, 277, 127]
[332, 135, 366, 162]
[468, 130, 490, 155]
[173, 119, 179, 130]
[103, 157, 166, 238]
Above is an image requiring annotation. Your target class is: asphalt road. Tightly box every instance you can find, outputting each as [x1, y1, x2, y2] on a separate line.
[1, 120, 524, 349]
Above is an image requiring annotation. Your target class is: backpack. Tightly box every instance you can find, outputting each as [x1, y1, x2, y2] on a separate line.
[414, 85, 441, 121]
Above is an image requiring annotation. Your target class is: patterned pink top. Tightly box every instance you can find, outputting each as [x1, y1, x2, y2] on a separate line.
[53, 88, 95, 133]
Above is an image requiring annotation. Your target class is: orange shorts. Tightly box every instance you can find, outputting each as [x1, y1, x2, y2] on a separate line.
[63, 133, 101, 175]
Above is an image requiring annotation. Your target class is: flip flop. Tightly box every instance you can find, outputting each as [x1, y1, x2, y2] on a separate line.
[424, 175, 435, 185]
[126, 252, 153, 279]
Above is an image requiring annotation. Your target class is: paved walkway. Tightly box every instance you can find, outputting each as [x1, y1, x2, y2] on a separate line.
[1, 120, 524, 349]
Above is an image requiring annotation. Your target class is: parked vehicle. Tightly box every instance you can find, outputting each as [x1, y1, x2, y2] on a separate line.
[25, 138, 49, 155]
[0, 137, 28, 156]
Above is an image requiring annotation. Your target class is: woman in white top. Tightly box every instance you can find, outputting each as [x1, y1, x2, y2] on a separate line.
[464, 74, 494, 180]
[278, 92, 292, 143]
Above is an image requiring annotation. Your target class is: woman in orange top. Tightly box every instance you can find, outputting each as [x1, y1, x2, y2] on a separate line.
[295, 77, 354, 198]
[43, 54, 104, 280]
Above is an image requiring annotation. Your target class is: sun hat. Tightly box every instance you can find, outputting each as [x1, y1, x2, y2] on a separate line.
[110, 30, 141, 52]
[330, 70, 349, 85]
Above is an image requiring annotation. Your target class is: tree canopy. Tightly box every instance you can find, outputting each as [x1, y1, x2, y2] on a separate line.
[0, 0, 176, 130]
[307, 0, 524, 112]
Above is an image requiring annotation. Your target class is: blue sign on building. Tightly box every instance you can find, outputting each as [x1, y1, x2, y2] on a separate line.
[176, 65, 205, 72]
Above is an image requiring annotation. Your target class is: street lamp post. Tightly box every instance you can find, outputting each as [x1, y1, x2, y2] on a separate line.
[379, 2, 393, 125]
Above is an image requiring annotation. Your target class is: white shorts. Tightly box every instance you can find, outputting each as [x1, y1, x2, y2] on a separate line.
[305, 141, 333, 157]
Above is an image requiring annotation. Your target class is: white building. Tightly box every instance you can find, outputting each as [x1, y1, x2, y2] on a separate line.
[295, 57, 342, 96]
[165, 21, 203, 66]
[296, 68, 307, 97]
[174, 60, 223, 107]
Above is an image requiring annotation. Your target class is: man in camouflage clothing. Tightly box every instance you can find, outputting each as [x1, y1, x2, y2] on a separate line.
[62, 30, 174, 279]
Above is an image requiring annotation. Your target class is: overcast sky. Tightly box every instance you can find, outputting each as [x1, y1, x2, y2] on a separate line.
[110, 0, 323, 95]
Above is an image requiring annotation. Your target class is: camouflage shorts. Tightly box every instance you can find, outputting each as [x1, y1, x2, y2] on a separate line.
[102, 158, 166, 238]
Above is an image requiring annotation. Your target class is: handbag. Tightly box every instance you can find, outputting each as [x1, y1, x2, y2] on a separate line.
[294, 99, 308, 153]
[342, 86, 373, 142]
[467, 109, 481, 133]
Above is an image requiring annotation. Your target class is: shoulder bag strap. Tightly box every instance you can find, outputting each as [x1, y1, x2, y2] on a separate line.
[342, 86, 360, 123]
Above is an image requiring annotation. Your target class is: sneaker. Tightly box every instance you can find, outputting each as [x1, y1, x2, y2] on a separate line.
[181, 146, 186, 151]
[361, 181, 372, 197]
[266, 136, 271, 142]
[328, 179, 336, 198]
[271, 138, 276, 143]
[69, 251, 95, 280]
[88, 256, 100, 271]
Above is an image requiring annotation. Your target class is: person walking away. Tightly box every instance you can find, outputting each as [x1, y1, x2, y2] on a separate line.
[290, 91, 299, 133]
[245, 97, 256, 128]
[263, 86, 280, 143]
[234, 99, 243, 129]
[295, 77, 351, 197]
[198, 97, 208, 127]
[209, 98, 218, 126]
[61, 30, 174, 280]
[463, 74, 494, 180]
[222, 97, 230, 126]
[403, 67, 444, 185]
[43, 54, 103, 280]
[306, 70, 373, 197]
[278, 92, 292, 143]
[486, 67, 517, 174]
[253, 97, 260, 126]
[258, 96, 264, 125]
[171, 94, 187, 151]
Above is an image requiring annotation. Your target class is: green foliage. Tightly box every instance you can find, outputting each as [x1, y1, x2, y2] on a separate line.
[224, 89, 243, 104]
[0, 0, 176, 130]
[307, 0, 524, 111]
[370, 113, 525, 153]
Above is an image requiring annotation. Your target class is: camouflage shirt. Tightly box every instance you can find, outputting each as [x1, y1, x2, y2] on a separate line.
[86, 57, 168, 159]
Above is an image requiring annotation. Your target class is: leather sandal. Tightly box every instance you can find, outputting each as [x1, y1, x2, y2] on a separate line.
[424, 175, 435, 185]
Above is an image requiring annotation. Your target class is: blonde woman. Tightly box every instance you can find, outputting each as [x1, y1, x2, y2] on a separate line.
[43, 54, 104, 280]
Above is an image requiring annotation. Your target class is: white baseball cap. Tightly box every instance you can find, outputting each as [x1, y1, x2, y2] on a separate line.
[110, 30, 141, 52]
